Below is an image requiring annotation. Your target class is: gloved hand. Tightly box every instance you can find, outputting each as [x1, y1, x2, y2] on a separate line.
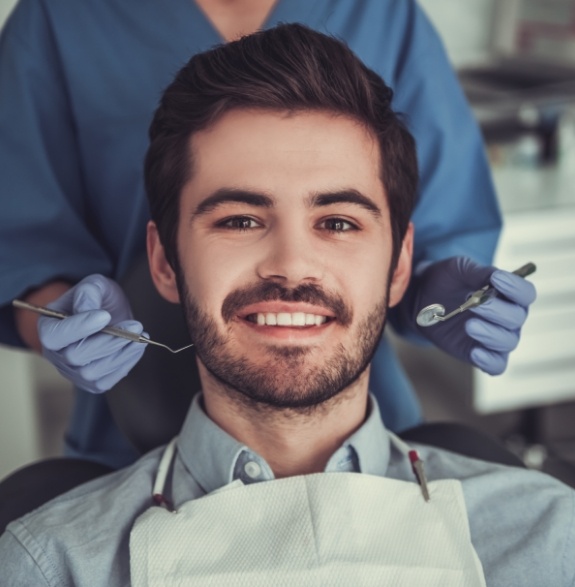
[38, 274, 147, 393]
[407, 257, 536, 375]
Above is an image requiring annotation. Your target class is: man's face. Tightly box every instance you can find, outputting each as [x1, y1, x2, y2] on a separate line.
[149, 109, 412, 409]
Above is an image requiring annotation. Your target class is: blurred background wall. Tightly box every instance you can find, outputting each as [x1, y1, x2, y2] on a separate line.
[0, 0, 15, 24]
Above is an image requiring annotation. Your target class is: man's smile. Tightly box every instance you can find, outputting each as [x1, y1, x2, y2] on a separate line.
[246, 312, 330, 326]
[238, 302, 335, 324]
[235, 302, 337, 339]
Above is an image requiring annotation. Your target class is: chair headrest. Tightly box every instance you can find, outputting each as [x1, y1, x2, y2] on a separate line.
[107, 255, 201, 455]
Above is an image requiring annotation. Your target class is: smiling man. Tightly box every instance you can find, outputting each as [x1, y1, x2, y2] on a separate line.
[147, 106, 414, 478]
[0, 23, 573, 587]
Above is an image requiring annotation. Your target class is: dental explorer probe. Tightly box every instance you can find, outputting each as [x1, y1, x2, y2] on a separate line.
[12, 299, 194, 354]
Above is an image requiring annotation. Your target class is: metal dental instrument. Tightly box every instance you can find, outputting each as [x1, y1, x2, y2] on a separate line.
[409, 450, 430, 502]
[416, 262, 536, 328]
[12, 299, 194, 354]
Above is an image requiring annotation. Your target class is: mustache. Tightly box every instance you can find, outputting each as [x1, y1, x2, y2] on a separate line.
[221, 281, 353, 326]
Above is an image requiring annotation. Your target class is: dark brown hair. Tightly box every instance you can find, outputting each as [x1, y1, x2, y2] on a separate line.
[145, 23, 418, 269]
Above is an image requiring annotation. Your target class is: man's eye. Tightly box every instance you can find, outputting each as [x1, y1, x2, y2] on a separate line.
[218, 216, 260, 231]
[319, 218, 358, 232]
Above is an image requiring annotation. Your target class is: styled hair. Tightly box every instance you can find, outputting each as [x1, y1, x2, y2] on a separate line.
[145, 23, 418, 269]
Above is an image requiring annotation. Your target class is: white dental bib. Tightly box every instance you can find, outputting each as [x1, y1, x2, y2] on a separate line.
[130, 434, 486, 586]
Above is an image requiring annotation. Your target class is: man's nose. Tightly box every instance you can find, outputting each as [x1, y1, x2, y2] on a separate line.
[256, 225, 324, 286]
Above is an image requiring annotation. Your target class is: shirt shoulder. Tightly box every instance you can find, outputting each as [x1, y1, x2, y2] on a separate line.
[417, 444, 575, 586]
[1, 448, 163, 587]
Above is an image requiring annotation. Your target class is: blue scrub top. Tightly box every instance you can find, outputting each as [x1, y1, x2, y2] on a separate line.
[0, 0, 501, 467]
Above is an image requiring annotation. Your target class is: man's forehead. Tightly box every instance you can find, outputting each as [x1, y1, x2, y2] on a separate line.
[184, 108, 386, 206]
[190, 107, 379, 147]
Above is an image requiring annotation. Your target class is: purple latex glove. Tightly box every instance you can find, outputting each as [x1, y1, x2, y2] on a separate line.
[38, 274, 147, 393]
[409, 257, 537, 375]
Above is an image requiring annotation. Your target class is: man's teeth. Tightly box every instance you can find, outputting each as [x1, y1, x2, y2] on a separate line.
[251, 312, 328, 326]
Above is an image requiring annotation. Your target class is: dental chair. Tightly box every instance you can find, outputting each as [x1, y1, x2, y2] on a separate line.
[0, 255, 525, 535]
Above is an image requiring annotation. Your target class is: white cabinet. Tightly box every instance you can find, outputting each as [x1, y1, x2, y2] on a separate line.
[473, 167, 575, 413]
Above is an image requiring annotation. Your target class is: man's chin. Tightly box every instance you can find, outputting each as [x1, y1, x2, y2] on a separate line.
[202, 353, 366, 412]
[256, 344, 315, 359]
[229, 383, 344, 412]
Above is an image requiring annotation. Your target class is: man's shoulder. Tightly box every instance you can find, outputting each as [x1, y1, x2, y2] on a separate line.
[416, 440, 575, 506]
[416, 443, 575, 585]
[9, 447, 162, 533]
[1, 448, 164, 587]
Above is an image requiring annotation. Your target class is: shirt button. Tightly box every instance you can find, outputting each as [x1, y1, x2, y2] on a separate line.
[244, 461, 262, 479]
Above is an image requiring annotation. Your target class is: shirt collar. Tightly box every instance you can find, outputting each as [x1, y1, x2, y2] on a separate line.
[177, 393, 391, 494]
[177, 394, 248, 494]
[326, 394, 390, 477]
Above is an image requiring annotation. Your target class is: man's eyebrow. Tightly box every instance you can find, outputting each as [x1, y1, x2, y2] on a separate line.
[191, 188, 275, 218]
[307, 190, 382, 218]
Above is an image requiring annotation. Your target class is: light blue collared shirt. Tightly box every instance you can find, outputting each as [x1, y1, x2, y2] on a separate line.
[1, 394, 574, 586]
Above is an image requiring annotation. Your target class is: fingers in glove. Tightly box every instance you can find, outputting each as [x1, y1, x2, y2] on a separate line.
[470, 347, 509, 375]
[72, 279, 107, 313]
[490, 270, 537, 307]
[470, 297, 528, 330]
[39, 310, 112, 351]
[454, 257, 495, 290]
[62, 320, 144, 365]
[465, 318, 520, 353]
[71, 274, 133, 323]
[79, 339, 147, 393]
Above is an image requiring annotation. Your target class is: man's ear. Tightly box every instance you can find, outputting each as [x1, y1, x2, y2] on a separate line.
[147, 221, 181, 304]
[388, 222, 414, 308]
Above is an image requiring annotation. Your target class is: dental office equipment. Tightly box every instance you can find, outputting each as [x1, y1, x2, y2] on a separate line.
[12, 299, 194, 354]
[416, 262, 536, 328]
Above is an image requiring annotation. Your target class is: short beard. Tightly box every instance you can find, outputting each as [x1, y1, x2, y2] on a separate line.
[177, 276, 389, 415]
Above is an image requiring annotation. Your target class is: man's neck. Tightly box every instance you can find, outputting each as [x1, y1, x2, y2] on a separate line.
[200, 366, 371, 478]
